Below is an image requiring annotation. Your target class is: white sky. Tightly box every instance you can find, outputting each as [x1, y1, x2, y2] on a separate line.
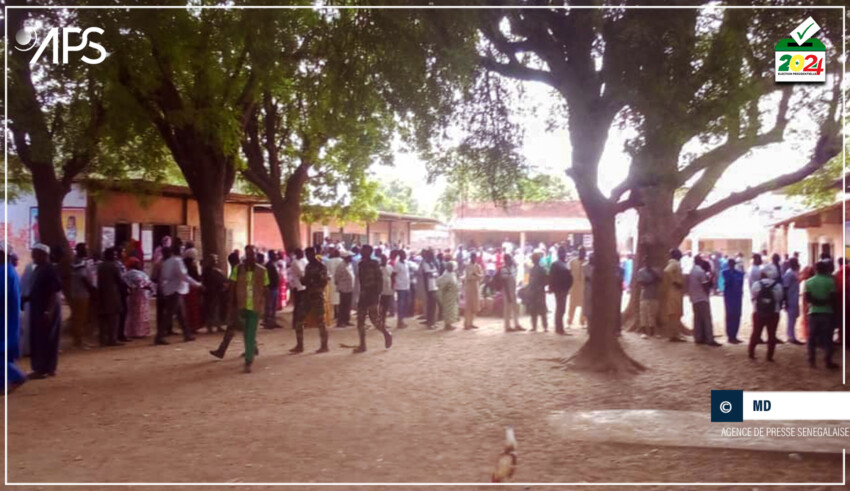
[378, 78, 832, 216]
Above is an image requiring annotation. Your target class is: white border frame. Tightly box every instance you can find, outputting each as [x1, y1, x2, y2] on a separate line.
[3, 3, 847, 487]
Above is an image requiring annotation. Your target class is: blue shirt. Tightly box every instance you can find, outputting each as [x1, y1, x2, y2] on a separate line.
[4, 263, 22, 358]
[722, 268, 744, 302]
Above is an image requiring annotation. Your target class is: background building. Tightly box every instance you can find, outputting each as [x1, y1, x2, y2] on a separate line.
[449, 201, 592, 250]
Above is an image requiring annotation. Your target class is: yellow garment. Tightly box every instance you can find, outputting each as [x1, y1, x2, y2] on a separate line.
[230, 264, 269, 313]
[463, 263, 483, 328]
[661, 259, 684, 317]
[660, 258, 684, 337]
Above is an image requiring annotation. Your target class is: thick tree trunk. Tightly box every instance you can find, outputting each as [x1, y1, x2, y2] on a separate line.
[272, 198, 303, 251]
[179, 153, 234, 261]
[623, 184, 676, 332]
[624, 185, 692, 337]
[195, 191, 227, 260]
[31, 175, 73, 298]
[564, 206, 645, 374]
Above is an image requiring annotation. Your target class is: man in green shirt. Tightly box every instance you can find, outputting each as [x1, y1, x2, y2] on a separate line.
[805, 260, 838, 370]
[228, 245, 268, 373]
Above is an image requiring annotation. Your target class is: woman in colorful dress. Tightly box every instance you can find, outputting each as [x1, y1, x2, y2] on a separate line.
[124, 258, 152, 338]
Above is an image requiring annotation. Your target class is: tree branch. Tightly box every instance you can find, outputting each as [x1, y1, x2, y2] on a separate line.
[682, 76, 841, 230]
[674, 86, 793, 217]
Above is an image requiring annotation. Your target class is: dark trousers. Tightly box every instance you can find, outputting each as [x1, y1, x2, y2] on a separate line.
[553, 291, 568, 333]
[30, 311, 61, 375]
[118, 293, 128, 340]
[724, 297, 742, 341]
[692, 301, 714, 344]
[160, 293, 192, 341]
[338, 291, 352, 325]
[155, 288, 165, 335]
[426, 290, 437, 327]
[396, 290, 409, 325]
[749, 312, 779, 360]
[356, 303, 389, 348]
[808, 313, 835, 365]
[99, 313, 120, 346]
[292, 292, 327, 350]
[379, 294, 393, 329]
[264, 287, 279, 325]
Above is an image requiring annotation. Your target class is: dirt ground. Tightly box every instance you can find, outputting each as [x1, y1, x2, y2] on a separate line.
[4, 296, 848, 490]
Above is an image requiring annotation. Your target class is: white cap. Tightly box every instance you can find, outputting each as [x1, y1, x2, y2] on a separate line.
[32, 243, 50, 254]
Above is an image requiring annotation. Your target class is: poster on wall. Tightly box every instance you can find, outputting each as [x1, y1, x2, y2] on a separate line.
[29, 207, 87, 249]
[141, 229, 153, 261]
[102, 226, 115, 250]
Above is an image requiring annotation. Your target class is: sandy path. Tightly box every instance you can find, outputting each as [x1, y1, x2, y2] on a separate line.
[4, 298, 847, 489]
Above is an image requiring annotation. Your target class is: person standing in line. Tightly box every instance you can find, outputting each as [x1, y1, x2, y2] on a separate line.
[421, 249, 440, 329]
[748, 253, 763, 290]
[201, 254, 228, 334]
[351, 246, 362, 309]
[3, 242, 26, 392]
[182, 247, 203, 334]
[157, 245, 200, 345]
[462, 252, 484, 330]
[23, 244, 63, 379]
[393, 250, 411, 329]
[689, 256, 720, 347]
[334, 251, 355, 327]
[749, 266, 784, 361]
[325, 248, 342, 322]
[19, 258, 36, 357]
[721, 258, 745, 344]
[582, 254, 594, 326]
[287, 248, 306, 329]
[635, 256, 662, 339]
[263, 251, 281, 329]
[805, 260, 839, 370]
[353, 245, 392, 352]
[70, 243, 95, 349]
[378, 254, 395, 330]
[124, 258, 153, 339]
[97, 247, 126, 347]
[500, 254, 524, 332]
[436, 261, 460, 330]
[567, 247, 587, 329]
[227, 245, 268, 373]
[833, 257, 844, 348]
[291, 246, 330, 354]
[548, 246, 573, 336]
[782, 257, 804, 345]
[526, 252, 549, 332]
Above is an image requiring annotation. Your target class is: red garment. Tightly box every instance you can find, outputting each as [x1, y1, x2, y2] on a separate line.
[184, 288, 203, 332]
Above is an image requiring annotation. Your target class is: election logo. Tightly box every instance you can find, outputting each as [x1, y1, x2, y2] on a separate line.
[775, 17, 825, 83]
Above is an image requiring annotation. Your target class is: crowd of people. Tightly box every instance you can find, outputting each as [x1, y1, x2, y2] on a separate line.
[3, 234, 846, 392]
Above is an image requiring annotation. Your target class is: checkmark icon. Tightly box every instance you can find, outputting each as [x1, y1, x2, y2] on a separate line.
[796, 24, 812, 42]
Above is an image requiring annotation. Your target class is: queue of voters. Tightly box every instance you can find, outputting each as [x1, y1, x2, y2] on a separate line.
[4, 234, 846, 391]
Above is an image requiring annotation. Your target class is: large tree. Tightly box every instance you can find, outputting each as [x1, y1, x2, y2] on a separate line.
[609, 7, 845, 330]
[239, 9, 395, 250]
[7, 6, 107, 262]
[447, 1, 844, 372]
[95, 7, 263, 259]
[242, 7, 491, 250]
